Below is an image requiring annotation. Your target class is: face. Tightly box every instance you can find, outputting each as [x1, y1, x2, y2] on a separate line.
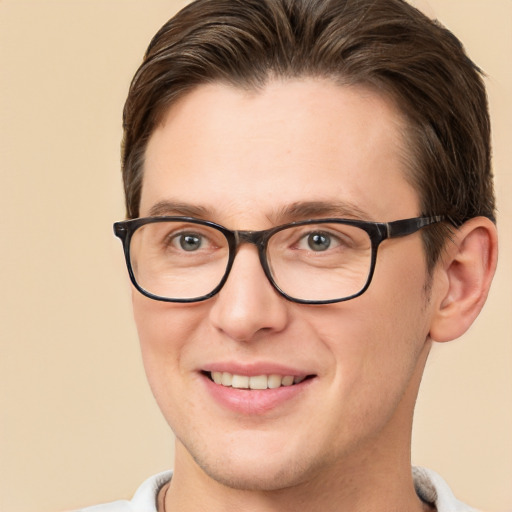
[134, 79, 435, 491]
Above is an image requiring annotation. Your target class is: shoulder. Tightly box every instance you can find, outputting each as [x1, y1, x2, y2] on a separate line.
[413, 466, 480, 512]
[74, 470, 173, 512]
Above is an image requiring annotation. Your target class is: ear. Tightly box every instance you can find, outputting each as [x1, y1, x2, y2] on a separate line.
[429, 216, 498, 343]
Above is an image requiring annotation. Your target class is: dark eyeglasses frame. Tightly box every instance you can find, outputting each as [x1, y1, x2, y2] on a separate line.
[113, 215, 445, 305]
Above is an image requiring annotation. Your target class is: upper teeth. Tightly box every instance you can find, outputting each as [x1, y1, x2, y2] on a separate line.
[211, 372, 305, 390]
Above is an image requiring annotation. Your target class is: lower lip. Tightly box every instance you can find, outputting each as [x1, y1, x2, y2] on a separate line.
[202, 374, 313, 415]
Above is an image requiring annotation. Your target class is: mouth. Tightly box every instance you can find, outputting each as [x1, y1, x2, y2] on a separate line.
[203, 371, 314, 390]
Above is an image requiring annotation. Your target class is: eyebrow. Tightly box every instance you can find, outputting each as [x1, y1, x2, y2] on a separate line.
[148, 201, 211, 218]
[270, 201, 373, 224]
[146, 199, 373, 224]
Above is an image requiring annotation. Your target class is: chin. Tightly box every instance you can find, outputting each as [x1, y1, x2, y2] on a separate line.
[197, 455, 313, 492]
[176, 429, 332, 492]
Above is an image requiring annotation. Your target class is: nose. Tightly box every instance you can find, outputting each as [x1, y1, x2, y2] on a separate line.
[208, 245, 289, 342]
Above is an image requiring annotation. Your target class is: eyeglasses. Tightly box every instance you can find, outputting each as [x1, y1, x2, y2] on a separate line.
[113, 215, 444, 305]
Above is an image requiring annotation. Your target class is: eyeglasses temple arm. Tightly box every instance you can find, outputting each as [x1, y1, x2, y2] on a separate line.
[386, 215, 445, 239]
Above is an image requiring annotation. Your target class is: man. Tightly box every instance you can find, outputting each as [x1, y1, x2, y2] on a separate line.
[80, 0, 498, 510]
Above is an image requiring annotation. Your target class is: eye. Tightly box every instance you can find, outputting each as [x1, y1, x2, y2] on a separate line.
[306, 232, 332, 251]
[176, 232, 204, 251]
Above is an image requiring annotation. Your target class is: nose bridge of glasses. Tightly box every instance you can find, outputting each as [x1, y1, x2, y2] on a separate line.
[234, 229, 269, 251]
[231, 229, 273, 282]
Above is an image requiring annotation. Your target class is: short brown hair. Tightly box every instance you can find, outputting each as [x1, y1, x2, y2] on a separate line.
[122, 0, 495, 270]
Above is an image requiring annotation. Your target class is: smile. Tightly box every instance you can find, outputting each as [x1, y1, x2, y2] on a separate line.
[202, 369, 315, 414]
[208, 372, 308, 390]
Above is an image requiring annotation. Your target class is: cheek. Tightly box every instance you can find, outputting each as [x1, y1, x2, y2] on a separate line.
[364, 261, 431, 388]
[131, 293, 216, 437]
[309, 247, 431, 419]
[131, 293, 203, 394]
[133, 291, 205, 347]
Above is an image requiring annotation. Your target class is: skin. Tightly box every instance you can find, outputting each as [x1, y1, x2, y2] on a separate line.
[132, 78, 497, 512]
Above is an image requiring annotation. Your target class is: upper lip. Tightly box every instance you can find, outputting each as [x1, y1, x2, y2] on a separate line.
[201, 361, 314, 377]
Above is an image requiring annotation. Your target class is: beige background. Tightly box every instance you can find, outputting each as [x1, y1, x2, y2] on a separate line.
[0, 1, 510, 511]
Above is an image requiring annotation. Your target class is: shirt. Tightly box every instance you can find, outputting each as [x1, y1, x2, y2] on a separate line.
[75, 466, 479, 511]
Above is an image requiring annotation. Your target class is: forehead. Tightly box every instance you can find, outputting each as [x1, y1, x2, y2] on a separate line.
[141, 78, 419, 226]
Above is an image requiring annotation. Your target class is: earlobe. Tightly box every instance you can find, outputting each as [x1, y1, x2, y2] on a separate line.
[429, 217, 498, 343]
